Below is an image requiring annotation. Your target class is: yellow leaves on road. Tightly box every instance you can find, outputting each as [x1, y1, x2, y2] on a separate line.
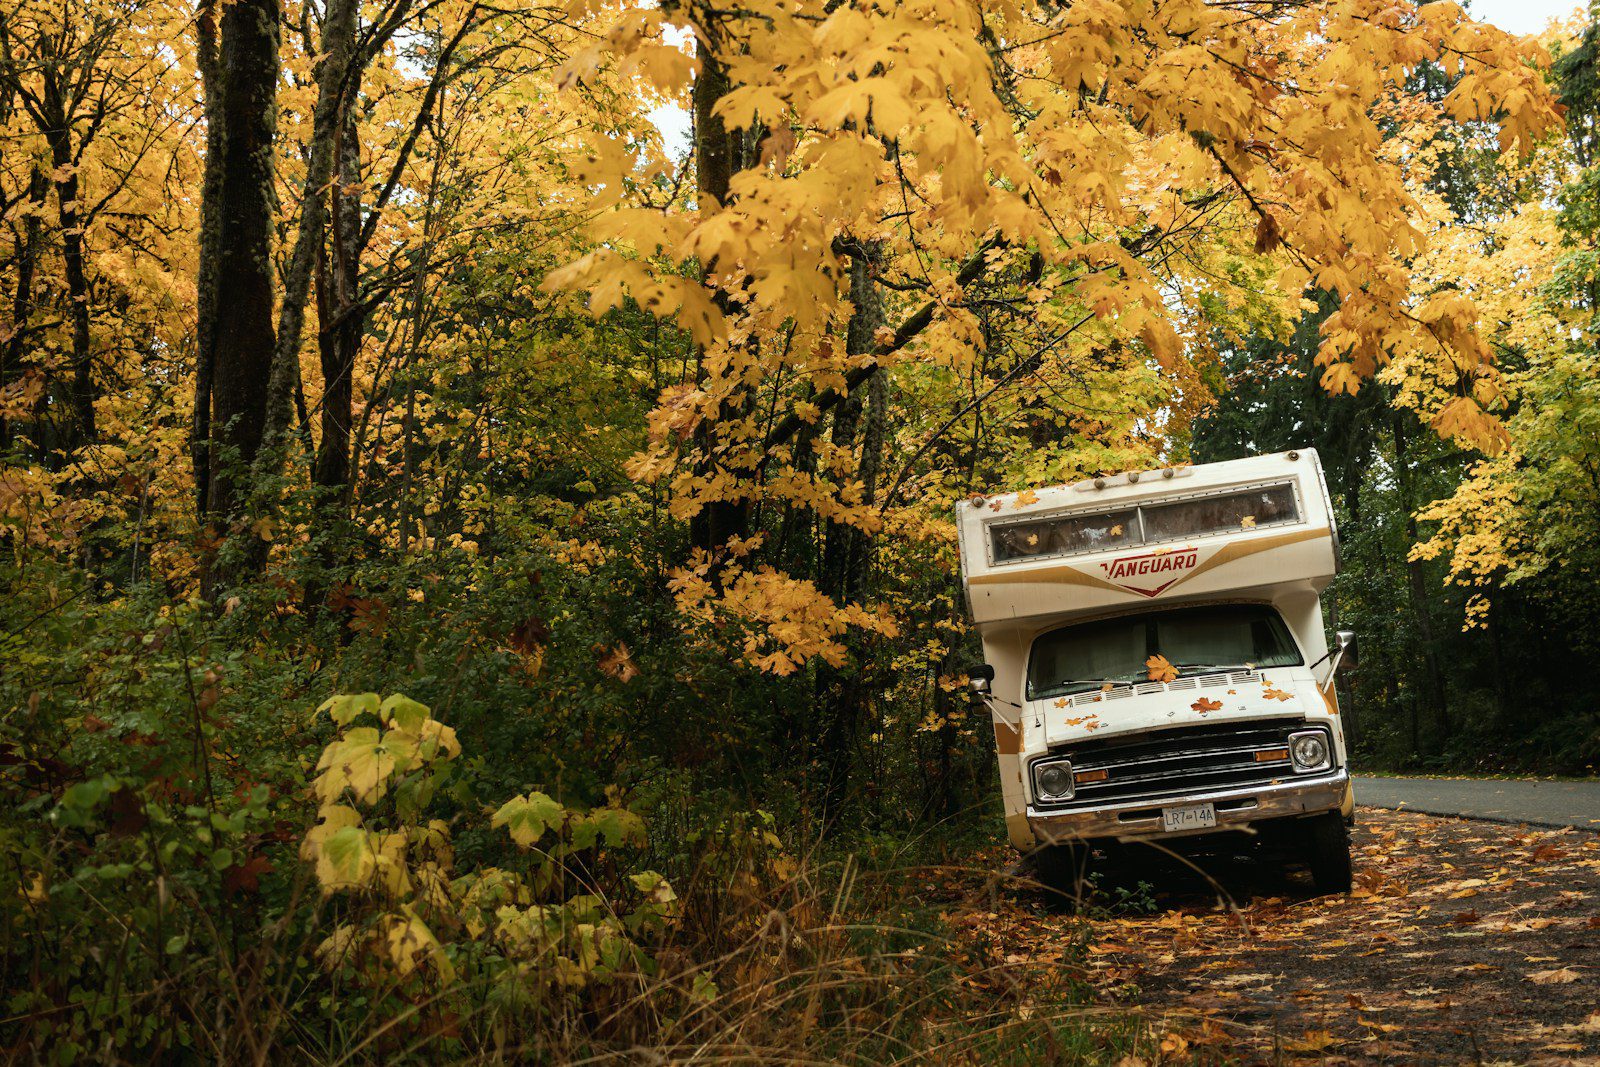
[1528, 967, 1582, 984]
[973, 810, 1600, 1063]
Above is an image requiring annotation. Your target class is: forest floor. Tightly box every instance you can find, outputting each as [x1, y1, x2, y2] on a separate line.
[956, 809, 1600, 1064]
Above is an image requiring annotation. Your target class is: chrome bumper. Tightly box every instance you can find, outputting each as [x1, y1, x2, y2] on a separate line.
[1027, 770, 1351, 844]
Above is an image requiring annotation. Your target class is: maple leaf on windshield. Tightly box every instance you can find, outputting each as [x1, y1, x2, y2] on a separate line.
[1145, 655, 1178, 683]
[1191, 697, 1222, 713]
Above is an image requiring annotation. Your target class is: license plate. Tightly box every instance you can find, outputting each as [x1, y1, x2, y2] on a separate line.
[1162, 803, 1217, 833]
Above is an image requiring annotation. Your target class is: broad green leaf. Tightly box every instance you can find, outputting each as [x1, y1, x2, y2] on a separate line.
[571, 806, 646, 850]
[317, 693, 381, 726]
[380, 906, 454, 982]
[410, 718, 460, 762]
[314, 727, 396, 805]
[316, 825, 375, 891]
[380, 694, 430, 732]
[61, 777, 109, 812]
[492, 792, 564, 848]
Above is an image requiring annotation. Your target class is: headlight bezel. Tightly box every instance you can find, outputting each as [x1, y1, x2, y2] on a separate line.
[1287, 728, 1332, 773]
[1032, 759, 1075, 802]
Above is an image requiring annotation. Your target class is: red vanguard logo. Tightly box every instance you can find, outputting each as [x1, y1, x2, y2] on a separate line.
[1099, 547, 1200, 597]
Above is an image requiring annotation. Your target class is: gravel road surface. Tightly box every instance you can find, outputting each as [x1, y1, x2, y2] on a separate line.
[1355, 775, 1600, 829]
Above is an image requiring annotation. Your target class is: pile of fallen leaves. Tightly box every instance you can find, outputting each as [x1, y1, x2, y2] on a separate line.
[957, 810, 1599, 1064]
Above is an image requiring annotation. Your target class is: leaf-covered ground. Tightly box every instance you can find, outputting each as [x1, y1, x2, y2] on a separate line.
[969, 809, 1600, 1064]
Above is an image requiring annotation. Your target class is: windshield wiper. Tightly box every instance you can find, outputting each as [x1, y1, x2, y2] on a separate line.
[1034, 677, 1135, 699]
[1173, 662, 1257, 674]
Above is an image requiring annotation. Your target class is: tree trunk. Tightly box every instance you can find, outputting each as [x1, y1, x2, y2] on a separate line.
[685, 29, 749, 558]
[192, 0, 225, 519]
[2, 168, 47, 453]
[40, 116, 95, 449]
[1391, 411, 1451, 756]
[198, 0, 280, 581]
[258, 0, 359, 482]
[314, 58, 363, 501]
[816, 245, 885, 813]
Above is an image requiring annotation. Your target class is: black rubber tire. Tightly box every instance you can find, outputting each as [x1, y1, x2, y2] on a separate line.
[1305, 812, 1354, 895]
[1032, 842, 1094, 903]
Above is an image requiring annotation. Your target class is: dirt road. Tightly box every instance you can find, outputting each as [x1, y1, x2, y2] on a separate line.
[983, 809, 1600, 1064]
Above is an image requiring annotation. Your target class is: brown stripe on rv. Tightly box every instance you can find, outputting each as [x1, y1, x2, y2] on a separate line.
[1159, 526, 1331, 594]
[967, 562, 1129, 593]
[992, 721, 1022, 754]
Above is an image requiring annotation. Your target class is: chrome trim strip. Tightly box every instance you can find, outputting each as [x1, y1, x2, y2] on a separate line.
[1073, 757, 1293, 790]
[1073, 739, 1297, 771]
[1027, 771, 1350, 843]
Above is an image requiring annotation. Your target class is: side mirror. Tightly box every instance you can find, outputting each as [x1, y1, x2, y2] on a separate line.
[1335, 630, 1358, 672]
[967, 663, 996, 696]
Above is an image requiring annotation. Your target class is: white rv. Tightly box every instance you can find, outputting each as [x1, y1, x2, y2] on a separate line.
[956, 450, 1357, 894]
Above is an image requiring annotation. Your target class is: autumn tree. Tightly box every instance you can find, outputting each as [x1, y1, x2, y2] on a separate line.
[542, 0, 1557, 796]
[0, 0, 192, 456]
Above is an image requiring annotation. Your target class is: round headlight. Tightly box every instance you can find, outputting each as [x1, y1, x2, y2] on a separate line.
[1290, 732, 1329, 771]
[1037, 764, 1074, 799]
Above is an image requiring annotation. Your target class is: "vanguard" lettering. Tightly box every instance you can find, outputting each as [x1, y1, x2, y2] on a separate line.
[1099, 549, 1200, 596]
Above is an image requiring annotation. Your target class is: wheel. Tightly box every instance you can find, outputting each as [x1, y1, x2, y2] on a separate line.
[1305, 812, 1353, 895]
[1032, 841, 1094, 902]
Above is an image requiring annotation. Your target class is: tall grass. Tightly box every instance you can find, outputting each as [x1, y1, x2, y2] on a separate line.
[2, 813, 1158, 1064]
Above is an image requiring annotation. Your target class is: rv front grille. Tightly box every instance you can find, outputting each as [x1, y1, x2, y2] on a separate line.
[1032, 719, 1326, 810]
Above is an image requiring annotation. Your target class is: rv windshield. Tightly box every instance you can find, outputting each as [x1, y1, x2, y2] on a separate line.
[1027, 604, 1303, 700]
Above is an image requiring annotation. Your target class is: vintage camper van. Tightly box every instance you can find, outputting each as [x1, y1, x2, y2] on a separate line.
[956, 450, 1357, 894]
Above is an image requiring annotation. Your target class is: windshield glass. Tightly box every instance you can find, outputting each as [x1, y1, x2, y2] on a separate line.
[1027, 604, 1303, 700]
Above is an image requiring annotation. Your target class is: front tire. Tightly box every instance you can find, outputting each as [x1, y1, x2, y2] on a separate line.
[1033, 841, 1094, 902]
[1305, 812, 1353, 895]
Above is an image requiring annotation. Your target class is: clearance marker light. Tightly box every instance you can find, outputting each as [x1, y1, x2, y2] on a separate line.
[1256, 748, 1290, 763]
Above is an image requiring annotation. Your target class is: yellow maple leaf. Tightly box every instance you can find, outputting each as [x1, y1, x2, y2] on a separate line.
[1145, 655, 1178, 683]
